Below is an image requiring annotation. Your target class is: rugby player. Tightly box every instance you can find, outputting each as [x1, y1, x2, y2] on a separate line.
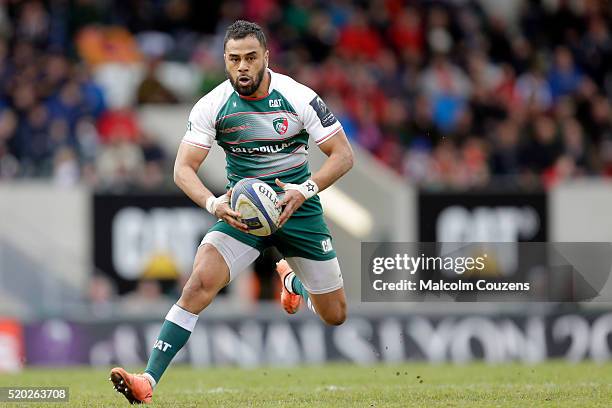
[109, 20, 353, 404]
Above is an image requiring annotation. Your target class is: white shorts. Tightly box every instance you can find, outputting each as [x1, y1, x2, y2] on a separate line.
[200, 231, 344, 294]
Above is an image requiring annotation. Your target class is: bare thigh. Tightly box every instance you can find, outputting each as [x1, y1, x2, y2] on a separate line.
[176, 243, 230, 314]
[309, 287, 347, 326]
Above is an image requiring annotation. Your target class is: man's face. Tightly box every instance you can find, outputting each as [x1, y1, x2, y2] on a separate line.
[224, 36, 269, 96]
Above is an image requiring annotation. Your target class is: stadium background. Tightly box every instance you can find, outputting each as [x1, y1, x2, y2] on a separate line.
[1, 0, 612, 379]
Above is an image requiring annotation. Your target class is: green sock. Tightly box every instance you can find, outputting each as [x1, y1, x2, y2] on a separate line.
[291, 274, 318, 314]
[145, 305, 198, 384]
[291, 274, 309, 303]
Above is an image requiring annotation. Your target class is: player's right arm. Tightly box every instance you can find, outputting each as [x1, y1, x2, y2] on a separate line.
[176, 93, 248, 231]
[174, 142, 247, 232]
[173, 143, 211, 209]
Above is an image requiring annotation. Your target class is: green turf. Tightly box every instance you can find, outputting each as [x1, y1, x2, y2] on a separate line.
[1, 361, 611, 407]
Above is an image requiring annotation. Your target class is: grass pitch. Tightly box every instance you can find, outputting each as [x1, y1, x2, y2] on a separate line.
[1, 361, 611, 407]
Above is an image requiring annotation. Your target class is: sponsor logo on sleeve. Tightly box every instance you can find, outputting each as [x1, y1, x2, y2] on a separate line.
[309, 96, 337, 128]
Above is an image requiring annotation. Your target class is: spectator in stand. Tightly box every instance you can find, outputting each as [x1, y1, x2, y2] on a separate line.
[96, 132, 145, 191]
[0, 106, 18, 178]
[515, 65, 553, 113]
[548, 46, 583, 102]
[138, 131, 166, 189]
[87, 275, 117, 318]
[600, 140, 612, 177]
[490, 119, 522, 177]
[578, 16, 612, 88]
[119, 279, 171, 316]
[561, 118, 589, 173]
[97, 109, 139, 143]
[387, 6, 423, 60]
[53, 146, 80, 186]
[136, 59, 179, 104]
[420, 53, 471, 133]
[584, 95, 612, 145]
[18, 104, 52, 176]
[522, 115, 563, 173]
[337, 9, 382, 60]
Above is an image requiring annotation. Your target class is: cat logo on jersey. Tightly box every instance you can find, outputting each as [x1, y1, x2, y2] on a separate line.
[321, 238, 333, 253]
[273, 117, 288, 135]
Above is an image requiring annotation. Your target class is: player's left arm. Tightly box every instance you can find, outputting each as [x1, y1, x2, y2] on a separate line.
[275, 129, 353, 227]
[304, 128, 354, 191]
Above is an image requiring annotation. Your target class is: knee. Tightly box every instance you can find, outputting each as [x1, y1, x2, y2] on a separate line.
[178, 277, 216, 314]
[181, 277, 211, 301]
[180, 269, 218, 307]
[321, 301, 347, 326]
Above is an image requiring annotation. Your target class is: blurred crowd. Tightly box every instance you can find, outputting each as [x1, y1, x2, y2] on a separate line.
[0, 0, 611, 190]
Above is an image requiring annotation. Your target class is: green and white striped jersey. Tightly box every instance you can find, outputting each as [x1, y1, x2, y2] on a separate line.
[182, 69, 343, 193]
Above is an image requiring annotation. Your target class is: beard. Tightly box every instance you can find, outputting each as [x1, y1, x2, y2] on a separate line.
[226, 65, 266, 96]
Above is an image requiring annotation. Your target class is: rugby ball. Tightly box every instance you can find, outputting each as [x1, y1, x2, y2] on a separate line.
[230, 178, 282, 236]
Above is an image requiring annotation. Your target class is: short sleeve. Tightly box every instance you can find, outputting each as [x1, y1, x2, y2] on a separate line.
[182, 98, 216, 149]
[300, 88, 343, 145]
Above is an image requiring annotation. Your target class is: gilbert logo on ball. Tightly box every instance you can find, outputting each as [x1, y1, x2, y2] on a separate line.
[231, 178, 282, 236]
[273, 117, 288, 135]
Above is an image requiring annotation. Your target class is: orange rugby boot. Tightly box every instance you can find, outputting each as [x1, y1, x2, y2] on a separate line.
[276, 259, 301, 314]
[109, 367, 153, 404]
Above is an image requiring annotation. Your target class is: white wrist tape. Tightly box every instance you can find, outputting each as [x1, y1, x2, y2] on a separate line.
[205, 194, 228, 215]
[282, 179, 319, 200]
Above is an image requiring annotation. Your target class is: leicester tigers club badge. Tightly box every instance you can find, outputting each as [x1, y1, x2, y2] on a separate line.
[273, 117, 288, 135]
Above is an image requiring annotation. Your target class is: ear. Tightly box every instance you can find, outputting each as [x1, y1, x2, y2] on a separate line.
[264, 50, 269, 68]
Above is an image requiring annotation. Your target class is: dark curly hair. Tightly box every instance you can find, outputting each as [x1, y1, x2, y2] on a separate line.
[224, 20, 267, 50]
